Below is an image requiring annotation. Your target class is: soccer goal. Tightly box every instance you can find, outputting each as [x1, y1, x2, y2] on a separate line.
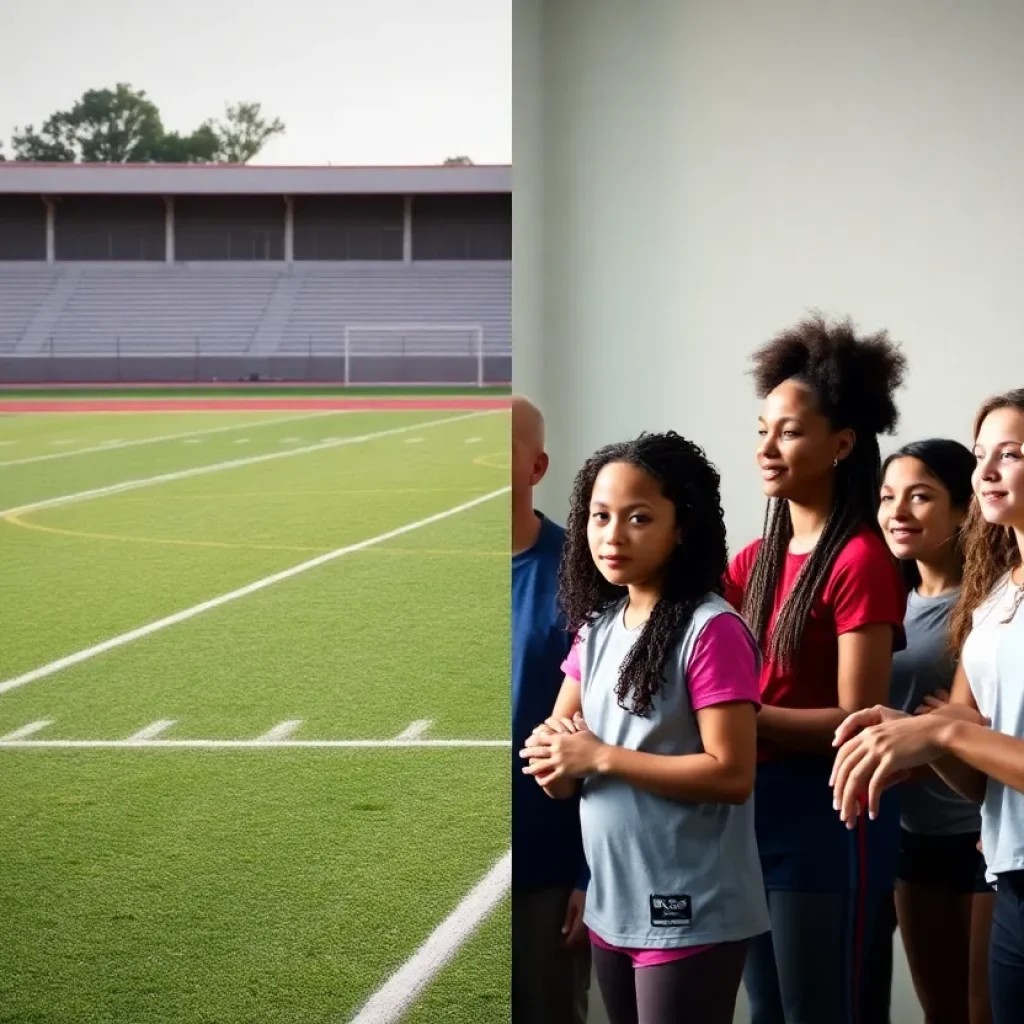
[341, 323, 487, 387]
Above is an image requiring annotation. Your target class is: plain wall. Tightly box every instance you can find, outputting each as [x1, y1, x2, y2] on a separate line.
[514, 0, 1024, 552]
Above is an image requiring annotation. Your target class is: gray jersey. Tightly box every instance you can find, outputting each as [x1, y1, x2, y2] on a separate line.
[891, 588, 981, 836]
[963, 574, 1024, 883]
[578, 594, 769, 949]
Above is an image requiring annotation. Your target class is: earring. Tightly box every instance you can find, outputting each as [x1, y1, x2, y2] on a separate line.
[832, 458, 838, 468]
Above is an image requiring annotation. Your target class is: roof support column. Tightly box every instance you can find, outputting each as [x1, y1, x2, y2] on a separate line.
[402, 195, 413, 262]
[42, 197, 55, 264]
[284, 195, 295, 263]
[164, 196, 175, 263]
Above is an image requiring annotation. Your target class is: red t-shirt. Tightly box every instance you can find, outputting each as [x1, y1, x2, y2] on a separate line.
[724, 527, 906, 746]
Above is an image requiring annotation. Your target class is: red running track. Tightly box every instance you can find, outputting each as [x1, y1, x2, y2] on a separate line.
[0, 398, 510, 414]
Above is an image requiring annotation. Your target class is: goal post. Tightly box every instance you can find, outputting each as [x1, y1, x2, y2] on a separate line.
[341, 323, 486, 387]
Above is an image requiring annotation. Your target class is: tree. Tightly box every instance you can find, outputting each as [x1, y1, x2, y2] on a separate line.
[7, 85, 285, 164]
[11, 113, 77, 162]
[152, 125, 221, 164]
[13, 84, 163, 163]
[212, 102, 285, 164]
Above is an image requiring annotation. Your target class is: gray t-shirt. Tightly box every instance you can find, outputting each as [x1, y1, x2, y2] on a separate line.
[963, 574, 1024, 884]
[578, 594, 770, 949]
[890, 588, 981, 836]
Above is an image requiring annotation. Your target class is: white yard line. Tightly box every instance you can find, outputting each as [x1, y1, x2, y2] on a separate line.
[259, 719, 303, 741]
[0, 737, 507, 749]
[346, 850, 512, 1024]
[395, 719, 432, 740]
[127, 719, 176, 740]
[0, 410, 346, 468]
[0, 720, 52, 740]
[0, 411, 494, 518]
[0, 485, 508, 697]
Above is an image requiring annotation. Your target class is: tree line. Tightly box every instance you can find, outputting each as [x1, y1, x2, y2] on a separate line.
[0, 84, 285, 164]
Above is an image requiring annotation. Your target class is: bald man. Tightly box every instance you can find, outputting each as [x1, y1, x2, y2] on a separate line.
[511, 396, 590, 1024]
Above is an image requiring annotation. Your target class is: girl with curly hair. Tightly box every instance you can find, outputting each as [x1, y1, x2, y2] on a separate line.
[723, 314, 909, 1022]
[832, 389, 1024, 1023]
[520, 431, 769, 1024]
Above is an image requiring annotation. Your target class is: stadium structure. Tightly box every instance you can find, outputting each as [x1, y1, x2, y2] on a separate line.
[0, 163, 511, 386]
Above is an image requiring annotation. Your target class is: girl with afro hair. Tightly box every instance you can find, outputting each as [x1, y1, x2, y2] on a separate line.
[723, 314, 909, 1023]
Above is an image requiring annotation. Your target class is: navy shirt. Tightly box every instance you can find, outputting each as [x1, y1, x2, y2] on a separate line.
[512, 512, 586, 890]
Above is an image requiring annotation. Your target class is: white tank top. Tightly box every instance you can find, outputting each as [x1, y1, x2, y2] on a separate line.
[962, 572, 1024, 883]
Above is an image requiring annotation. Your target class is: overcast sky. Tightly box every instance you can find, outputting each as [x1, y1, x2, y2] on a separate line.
[0, 0, 510, 166]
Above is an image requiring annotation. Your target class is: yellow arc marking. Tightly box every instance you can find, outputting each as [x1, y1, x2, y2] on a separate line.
[1, 508, 502, 557]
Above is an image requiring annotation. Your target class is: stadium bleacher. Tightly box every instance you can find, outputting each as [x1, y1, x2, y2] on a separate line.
[0, 165, 511, 384]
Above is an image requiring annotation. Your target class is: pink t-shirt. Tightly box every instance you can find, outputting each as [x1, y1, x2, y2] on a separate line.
[563, 612, 761, 965]
[561, 612, 761, 711]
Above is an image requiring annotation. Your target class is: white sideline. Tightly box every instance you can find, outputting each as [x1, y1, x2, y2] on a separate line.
[0, 737, 508, 750]
[0, 410, 493, 518]
[0, 410, 345, 468]
[346, 850, 511, 1024]
[0, 485, 509, 697]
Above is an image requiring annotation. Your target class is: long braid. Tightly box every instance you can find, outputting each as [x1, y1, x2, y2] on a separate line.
[744, 315, 905, 665]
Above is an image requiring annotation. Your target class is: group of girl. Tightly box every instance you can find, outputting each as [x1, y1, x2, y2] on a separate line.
[519, 313, 1024, 1024]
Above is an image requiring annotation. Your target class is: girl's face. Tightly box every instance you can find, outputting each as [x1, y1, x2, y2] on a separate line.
[973, 407, 1024, 529]
[878, 456, 965, 565]
[587, 461, 679, 589]
[757, 379, 854, 502]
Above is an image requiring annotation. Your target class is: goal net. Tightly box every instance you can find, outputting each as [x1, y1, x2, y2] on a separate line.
[341, 323, 486, 387]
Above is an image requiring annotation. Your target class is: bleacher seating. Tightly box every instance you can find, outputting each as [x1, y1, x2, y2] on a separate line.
[0, 263, 511, 360]
[46, 265, 281, 356]
[281, 264, 510, 355]
[0, 265, 59, 353]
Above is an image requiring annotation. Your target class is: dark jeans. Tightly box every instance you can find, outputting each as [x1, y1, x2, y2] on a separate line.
[512, 886, 591, 1024]
[743, 888, 892, 1024]
[990, 872, 1024, 1024]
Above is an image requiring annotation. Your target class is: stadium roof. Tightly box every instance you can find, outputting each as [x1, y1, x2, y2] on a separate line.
[0, 163, 511, 196]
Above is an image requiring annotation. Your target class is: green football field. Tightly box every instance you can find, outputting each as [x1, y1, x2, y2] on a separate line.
[0, 401, 511, 1024]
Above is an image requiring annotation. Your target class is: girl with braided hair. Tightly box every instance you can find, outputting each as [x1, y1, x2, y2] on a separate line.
[723, 314, 909, 1023]
[520, 431, 769, 1024]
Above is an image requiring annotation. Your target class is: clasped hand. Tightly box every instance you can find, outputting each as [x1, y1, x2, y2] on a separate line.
[829, 697, 988, 828]
[519, 713, 605, 785]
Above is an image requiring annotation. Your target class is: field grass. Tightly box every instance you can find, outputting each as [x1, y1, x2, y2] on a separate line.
[0, 402, 510, 1023]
